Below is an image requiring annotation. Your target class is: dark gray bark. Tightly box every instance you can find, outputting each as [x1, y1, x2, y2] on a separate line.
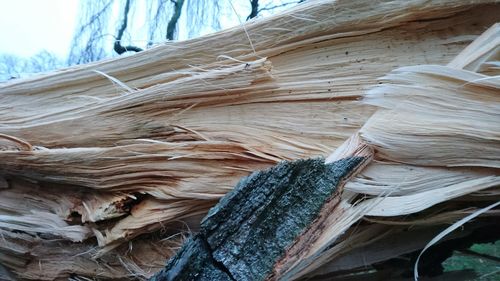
[150, 235, 233, 281]
[150, 157, 364, 281]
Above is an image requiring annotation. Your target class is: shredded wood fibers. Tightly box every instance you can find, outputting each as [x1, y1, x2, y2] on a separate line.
[0, 1, 499, 280]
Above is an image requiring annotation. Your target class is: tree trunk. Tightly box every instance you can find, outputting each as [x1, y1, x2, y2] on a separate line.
[166, 0, 185, 40]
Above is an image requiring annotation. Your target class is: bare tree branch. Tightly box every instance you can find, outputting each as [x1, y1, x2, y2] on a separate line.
[0, 51, 64, 81]
[114, 0, 143, 55]
[166, 0, 185, 40]
[67, 0, 302, 67]
[247, 0, 259, 20]
[259, 1, 297, 13]
[185, 0, 221, 39]
[68, 0, 113, 65]
[147, 0, 168, 46]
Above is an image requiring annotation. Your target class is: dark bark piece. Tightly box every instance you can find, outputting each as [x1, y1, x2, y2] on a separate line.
[150, 157, 364, 281]
[150, 235, 233, 281]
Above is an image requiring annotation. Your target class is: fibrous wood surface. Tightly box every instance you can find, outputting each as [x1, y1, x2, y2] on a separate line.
[0, 0, 499, 280]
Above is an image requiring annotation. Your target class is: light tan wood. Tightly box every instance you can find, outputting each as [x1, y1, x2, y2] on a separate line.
[0, 0, 498, 279]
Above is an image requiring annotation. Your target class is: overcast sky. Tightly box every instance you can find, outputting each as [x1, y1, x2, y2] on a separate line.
[0, 0, 79, 58]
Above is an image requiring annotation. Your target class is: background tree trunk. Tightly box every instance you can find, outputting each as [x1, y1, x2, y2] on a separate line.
[114, 0, 143, 55]
[166, 0, 185, 40]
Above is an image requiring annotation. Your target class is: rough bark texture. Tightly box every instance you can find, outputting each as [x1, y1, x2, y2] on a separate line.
[150, 235, 233, 281]
[151, 157, 364, 281]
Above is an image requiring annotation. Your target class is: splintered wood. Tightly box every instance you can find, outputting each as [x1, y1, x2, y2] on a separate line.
[0, 0, 499, 280]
